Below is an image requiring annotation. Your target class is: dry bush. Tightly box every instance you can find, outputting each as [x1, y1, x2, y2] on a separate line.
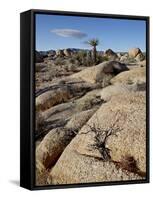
[54, 58, 66, 66]
[82, 117, 121, 161]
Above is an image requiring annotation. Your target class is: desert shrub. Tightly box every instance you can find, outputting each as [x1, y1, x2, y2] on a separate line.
[85, 51, 93, 66]
[69, 50, 106, 66]
[66, 65, 77, 72]
[75, 51, 87, 65]
[54, 58, 66, 66]
[124, 57, 136, 64]
[69, 58, 76, 64]
[68, 57, 80, 67]
[72, 50, 93, 66]
[96, 55, 109, 64]
[70, 55, 81, 66]
[95, 54, 102, 64]
[81, 117, 122, 161]
[102, 55, 109, 62]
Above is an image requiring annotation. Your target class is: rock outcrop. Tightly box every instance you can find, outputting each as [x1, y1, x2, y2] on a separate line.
[36, 87, 72, 111]
[49, 90, 146, 184]
[36, 108, 96, 168]
[71, 61, 128, 84]
[75, 89, 102, 111]
[128, 48, 141, 58]
[63, 48, 73, 57]
[104, 49, 118, 61]
[36, 51, 44, 63]
[65, 109, 97, 131]
[36, 79, 99, 111]
[56, 49, 65, 57]
[110, 67, 146, 85]
[48, 50, 56, 57]
[135, 53, 145, 61]
[35, 88, 102, 139]
[105, 93, 146, 172]
[49, 149, 141, 184]
[36, 128, 76, 169]
[35, 46, 147, 186]
[139, 60, 146, 67]
[35, 63, 47, 72]
[128, 48, 145, 61]
[100, 83, 145, 102]
[120, 54, 128, 62]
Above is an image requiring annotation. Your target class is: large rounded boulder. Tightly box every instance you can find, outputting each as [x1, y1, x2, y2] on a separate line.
[75, 89, 102, 111]
[49, 148, 141, 184]
[71, 61, 129, 84]
[48, 50, 56, 57]
[110, 67, 146, 85]
[76, 91, 146, 172]
[100, 84, 145, 102]
[63, 48, 73, 57]
[36, 128, 76, 169]
[65, 109, 96, 131]
[56, 49, 64, 57]
[128, 48, 141, 58]
[36, 109, 96, 170]
[36, 87, 72, 111]
[48, 91, 146, 184]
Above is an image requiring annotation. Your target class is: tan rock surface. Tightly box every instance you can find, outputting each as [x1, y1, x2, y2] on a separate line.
[135, 53, 145, 61]
[56, 49, 64, 57]
[76, 91, 146, 172]
[128, 48, 141, 58]
[63, 48, 73, 57]
[36, 128, 75, 169]
[138, 60, 146, 67]
[36, 87, 71, 111]
[110, 67, 146, 85]
[50, 143, 142, 184]
[71, 61, 128, 84]
[36, 109, 96, 170]
[49, 91, 146, 184]
[100, 83, 145, 102]
[75, 89, 102, 111]
[65, 109, 96, 131]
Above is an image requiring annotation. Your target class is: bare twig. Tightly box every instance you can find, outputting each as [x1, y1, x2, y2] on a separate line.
[81, 113, 122, 161]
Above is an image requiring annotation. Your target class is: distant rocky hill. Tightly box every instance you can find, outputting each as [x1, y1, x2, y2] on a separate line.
[37, 48, 104, 57]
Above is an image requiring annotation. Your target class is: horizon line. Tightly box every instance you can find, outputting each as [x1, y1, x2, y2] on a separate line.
[36, 47, 146, 53]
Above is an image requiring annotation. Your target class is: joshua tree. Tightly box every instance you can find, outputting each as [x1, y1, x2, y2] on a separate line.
[86, 38, 99, 64]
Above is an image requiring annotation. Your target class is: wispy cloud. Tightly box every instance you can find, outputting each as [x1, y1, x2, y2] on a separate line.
[51, 29, 87, 39]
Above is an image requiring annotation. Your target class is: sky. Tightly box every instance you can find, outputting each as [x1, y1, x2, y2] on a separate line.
[35, 14, 146, 52]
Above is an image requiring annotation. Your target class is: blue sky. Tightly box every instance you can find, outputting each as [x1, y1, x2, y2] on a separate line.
[36, 14, 146, 52]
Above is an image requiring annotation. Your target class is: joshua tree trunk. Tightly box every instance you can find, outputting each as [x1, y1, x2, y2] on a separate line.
[93, 46, 97, 64]
[86, 38, 99, 65]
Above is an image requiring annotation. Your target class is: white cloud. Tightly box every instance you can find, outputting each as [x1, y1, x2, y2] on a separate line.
[51, 29, 87, 39]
